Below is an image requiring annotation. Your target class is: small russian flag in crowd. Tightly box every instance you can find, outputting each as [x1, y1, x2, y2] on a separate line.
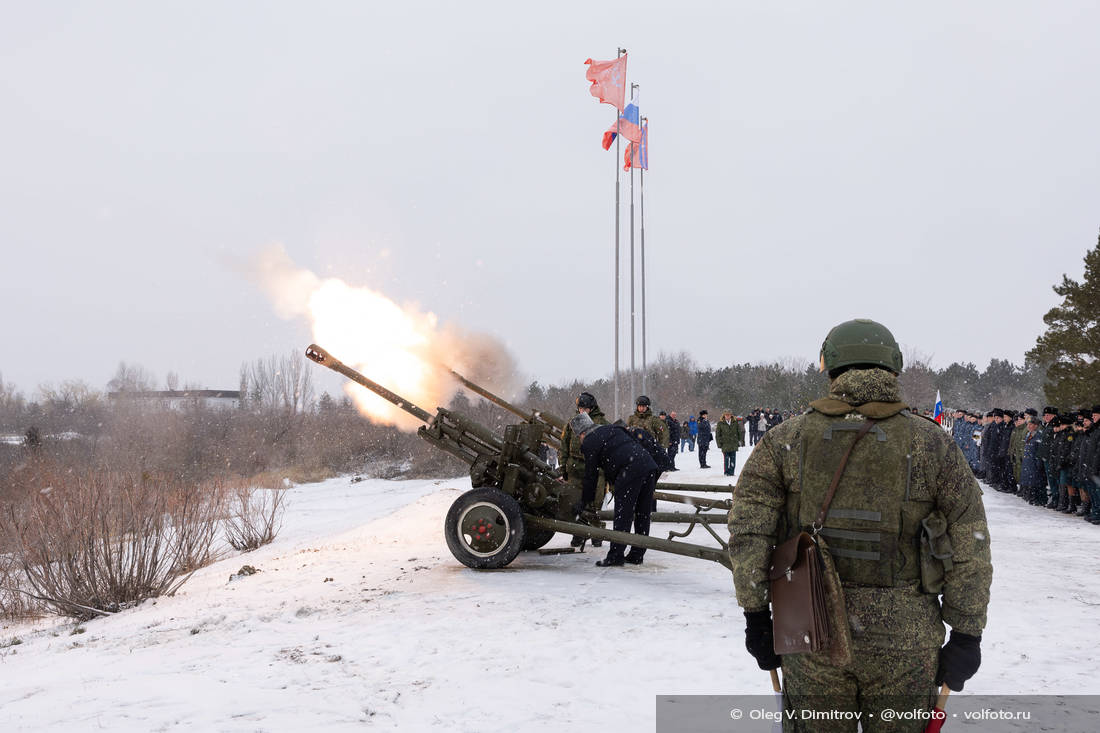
[933, 390, 943, 424]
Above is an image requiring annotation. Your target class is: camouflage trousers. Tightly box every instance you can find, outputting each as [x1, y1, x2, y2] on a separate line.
[781, 643, 938, 733]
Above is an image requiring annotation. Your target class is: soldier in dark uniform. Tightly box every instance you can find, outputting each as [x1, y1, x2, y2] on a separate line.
[570, 413, 659, 567]
[1071, 411, 1096, 516]
[697, 410, 713, 468]
[664, 411, 681, 470]
[728, 319, 992, 731]
[1085, 406, 1100, 524]
[1037, 407, 1059, 507]
[1049, 415, 1074, 511]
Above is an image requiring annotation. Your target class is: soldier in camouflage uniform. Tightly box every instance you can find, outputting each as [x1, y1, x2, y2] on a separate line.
[1009, 411, 1028, 492]
[728, 319, 992, 732]
[626, 395, 669, 448]
[560, 392, 609, 547]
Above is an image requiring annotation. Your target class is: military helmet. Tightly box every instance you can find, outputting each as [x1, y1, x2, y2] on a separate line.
[820, 318, 903, 376]
[636, 395, 651, 407]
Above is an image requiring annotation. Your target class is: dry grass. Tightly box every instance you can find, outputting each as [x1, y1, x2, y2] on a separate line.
[245, 465, 335, 490]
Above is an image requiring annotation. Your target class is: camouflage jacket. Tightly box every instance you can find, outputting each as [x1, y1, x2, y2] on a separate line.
[728, 368, 992, 648]
[715, 418, 744, 451]
[1010, 424, 1027, 466]
[627, 409, 669, 447]
[559, 407, 608, 479]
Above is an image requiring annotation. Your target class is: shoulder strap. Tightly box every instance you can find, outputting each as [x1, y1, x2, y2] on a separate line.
[814, 418, 877, 531]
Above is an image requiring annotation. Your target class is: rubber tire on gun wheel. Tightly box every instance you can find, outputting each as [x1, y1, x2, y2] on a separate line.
[445, 488, 526, 569]
[521, 526, 556, 551]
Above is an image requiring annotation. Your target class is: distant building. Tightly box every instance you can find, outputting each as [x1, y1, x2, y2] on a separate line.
[107, 390, 241, 411]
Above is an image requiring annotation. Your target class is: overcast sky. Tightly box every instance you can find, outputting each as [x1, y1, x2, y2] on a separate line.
[2, 1, 1098, 400]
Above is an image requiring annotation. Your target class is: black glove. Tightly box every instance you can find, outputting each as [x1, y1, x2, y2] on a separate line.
[935, 630, 982, 691]
[744, 610, 781, 670]
[570, 500, 585, 520]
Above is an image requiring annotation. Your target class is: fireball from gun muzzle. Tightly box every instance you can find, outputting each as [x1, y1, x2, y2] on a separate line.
[252, 244, 517, 430]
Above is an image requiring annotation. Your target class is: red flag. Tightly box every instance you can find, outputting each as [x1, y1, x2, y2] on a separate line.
[584, 54, 627, 110]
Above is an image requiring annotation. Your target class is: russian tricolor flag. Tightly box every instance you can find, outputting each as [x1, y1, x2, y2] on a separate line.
[602, 93, 642, 150]
[933, 390, 943, 424]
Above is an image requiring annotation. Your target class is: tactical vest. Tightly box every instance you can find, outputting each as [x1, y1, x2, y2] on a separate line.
[783, 410, 927, 588]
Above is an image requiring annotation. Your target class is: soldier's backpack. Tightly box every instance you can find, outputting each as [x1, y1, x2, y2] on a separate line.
[626, 425, 674, 472]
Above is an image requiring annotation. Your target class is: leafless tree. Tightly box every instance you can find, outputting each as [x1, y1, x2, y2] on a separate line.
[106, 361, 157, 393]
[244, 351, 314, 412]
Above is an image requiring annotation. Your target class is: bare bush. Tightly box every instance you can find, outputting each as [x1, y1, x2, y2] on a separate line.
[224, 486, 287, 552]
[9, 470, 225, 620]
[0, 548, 39, 621]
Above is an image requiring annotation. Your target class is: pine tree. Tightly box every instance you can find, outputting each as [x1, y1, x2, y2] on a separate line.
[1027, 230, 1100, 407]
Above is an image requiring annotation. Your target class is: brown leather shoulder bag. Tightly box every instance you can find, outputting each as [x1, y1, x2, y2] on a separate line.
[768, 418, 876, 656]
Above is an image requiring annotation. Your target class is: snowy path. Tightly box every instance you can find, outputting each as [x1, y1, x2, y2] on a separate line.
[2, 444, 1099, 731]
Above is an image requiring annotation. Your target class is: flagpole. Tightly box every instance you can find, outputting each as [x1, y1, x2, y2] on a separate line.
[640, 116, 647, 395]
[629, 83, 638, 403]
[613, 47, 625, 421]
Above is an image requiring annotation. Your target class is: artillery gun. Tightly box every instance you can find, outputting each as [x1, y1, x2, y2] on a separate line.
[306, 344, 732, 570]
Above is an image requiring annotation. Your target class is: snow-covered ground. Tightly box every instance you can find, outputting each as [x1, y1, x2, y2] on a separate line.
[2, 442, 1099, 731]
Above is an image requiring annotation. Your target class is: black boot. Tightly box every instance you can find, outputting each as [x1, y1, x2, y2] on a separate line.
[596, 555, 624, 567]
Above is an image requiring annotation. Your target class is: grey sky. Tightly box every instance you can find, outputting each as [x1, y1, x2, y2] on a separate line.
[2, 1, 1098, 400]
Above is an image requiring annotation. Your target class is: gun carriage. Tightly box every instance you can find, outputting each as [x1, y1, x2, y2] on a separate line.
[306, 344, 732, 570]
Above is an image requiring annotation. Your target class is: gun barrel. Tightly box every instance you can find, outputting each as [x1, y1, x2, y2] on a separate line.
[447, 367, 567, 431]
[305, 344, 435, 425]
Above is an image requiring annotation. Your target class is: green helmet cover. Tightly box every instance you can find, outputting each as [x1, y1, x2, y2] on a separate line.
[821, 319, 903, 375]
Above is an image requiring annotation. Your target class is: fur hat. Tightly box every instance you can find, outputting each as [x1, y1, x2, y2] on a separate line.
[568, 412, 596, 437]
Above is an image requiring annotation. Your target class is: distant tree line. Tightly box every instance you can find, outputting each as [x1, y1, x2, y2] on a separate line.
[520, 351, 1045, 422]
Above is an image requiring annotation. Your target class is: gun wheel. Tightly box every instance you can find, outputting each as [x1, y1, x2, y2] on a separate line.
[445, 488, 526, 569]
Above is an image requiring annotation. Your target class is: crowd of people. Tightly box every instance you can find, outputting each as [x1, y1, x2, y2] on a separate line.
[947, 405, 1100, 525]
